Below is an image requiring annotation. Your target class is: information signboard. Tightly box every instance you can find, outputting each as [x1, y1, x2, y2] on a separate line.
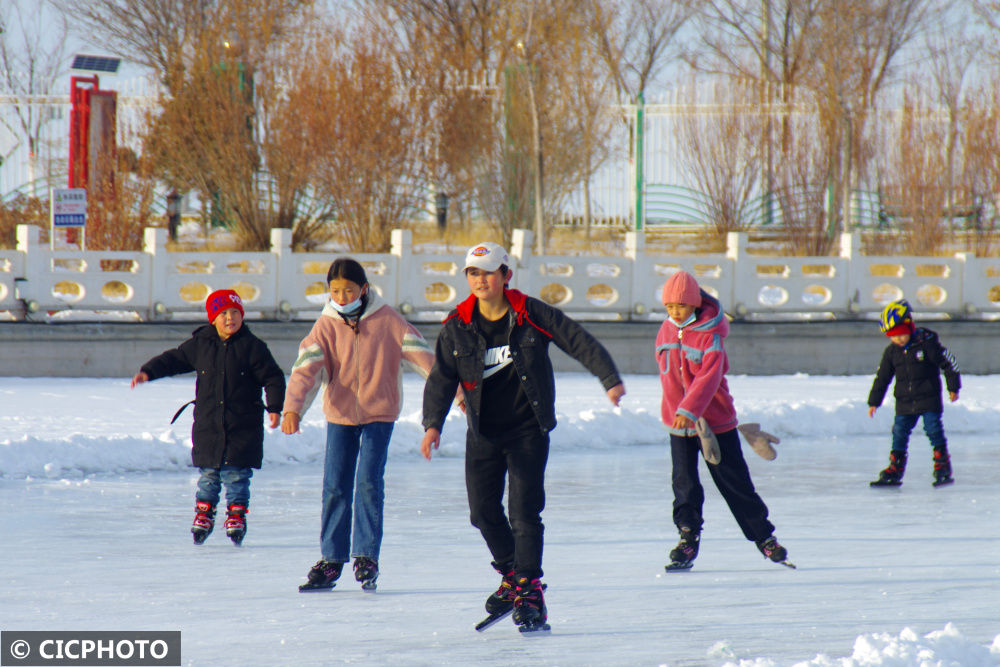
[51, 188, 88, 227]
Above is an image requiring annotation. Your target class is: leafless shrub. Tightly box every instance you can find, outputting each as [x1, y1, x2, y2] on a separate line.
[676, 80, 763, 238]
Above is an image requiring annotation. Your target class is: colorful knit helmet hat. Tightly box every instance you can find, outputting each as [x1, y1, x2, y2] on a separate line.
[880, 299, 913, 337]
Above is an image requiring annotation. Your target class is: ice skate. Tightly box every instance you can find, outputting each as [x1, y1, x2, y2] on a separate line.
[870, 450, 906, 487]
[224, 504, 247, 545]
[665, 527, 700, 571]
[353, 556, 379, 591]
[299, 560, 343, 592]
[932, 447, 954, 487]
[512, 576, 549, 633]
[756, 535, 795, 569]
[191, 501, 216, 545]
[484, 560, 517, 615]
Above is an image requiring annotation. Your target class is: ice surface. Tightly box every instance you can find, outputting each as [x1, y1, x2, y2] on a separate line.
[1, 374, 998, 666]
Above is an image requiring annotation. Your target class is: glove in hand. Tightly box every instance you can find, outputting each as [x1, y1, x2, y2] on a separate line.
[695, 417, 721, 465]
[737, 422, 779, 461]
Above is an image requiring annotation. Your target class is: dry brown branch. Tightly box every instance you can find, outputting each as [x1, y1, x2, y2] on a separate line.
[591, 0, 693, 104]
[676, 81, 763, 238]
[0, 197, 47, 249]
[283, 26, 429, 253]
[0, 0, 70, 186]
[771, 105, 837, 256]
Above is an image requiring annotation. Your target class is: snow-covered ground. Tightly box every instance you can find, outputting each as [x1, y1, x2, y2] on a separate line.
[1, 373, 998, 666]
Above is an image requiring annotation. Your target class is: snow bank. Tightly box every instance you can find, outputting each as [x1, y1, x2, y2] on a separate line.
[2, 374, 998, 479]
[716, 623, 1000, 666]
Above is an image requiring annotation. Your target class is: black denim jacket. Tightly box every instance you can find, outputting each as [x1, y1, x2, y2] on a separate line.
[422, 289, 622, 436]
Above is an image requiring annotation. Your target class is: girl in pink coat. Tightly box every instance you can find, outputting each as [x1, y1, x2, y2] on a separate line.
[656, 270, 791, 570]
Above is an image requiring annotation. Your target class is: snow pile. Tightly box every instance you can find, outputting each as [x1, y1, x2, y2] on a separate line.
[2, 374, 998, 479]
[717, 624, 1000, 666]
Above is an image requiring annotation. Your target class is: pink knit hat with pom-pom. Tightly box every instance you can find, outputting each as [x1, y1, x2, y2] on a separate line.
[661, 270, 702, 307]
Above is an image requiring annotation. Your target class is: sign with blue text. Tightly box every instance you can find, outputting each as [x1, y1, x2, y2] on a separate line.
[51, 188, 88, 227]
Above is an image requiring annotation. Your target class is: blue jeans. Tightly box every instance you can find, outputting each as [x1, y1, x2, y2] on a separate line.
[320, 422, 394, 563]
[195, 465, 253, 507]
[891, 412, 947, 452]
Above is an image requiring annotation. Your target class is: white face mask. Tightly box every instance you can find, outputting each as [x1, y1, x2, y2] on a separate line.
[668, 312, 696, 329]
[330, 295, 364, 316]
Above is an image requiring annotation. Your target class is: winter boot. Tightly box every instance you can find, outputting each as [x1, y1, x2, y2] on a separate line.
[756, 535, 793, 567]
[224, 504, 247, 545]
[932, 446, 954, 487]
[871, 450, 907, 486]
[353, 557, 379, 591]
[299, 560, 343, 592]
[484, 560, 517, 615]
[191, 501, 216, 545]
[666, 527, 700, 570]
[512, 576, 548, 631]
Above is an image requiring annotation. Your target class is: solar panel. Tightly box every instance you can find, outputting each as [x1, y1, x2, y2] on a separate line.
[71, 54, 121, 73]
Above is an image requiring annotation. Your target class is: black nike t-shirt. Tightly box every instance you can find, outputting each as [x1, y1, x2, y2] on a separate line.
[475, 308, 538, 436]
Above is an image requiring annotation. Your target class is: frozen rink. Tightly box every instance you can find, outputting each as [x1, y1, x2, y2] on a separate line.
[1, 373, 999, 666]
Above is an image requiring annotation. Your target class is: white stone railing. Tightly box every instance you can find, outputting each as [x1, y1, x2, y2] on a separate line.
[2, 224, 998, 321]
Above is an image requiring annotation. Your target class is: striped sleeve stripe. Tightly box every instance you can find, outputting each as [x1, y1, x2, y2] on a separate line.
[291, 344, 324, 371]
[943, 349, 959, 373]
[401, 332, 431, 354]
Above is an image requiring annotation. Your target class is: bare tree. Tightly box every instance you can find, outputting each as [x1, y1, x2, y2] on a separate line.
[958, 76, 1000, 255]
[772, 108, 837, 255]
[805, 1, 934, 232]
[556, 24, 617, 236]
[284, 24, 430, 252]
[676, 80, 764, 238]
[918, 13, 982, 221]
[874, 97, 951, 255]
[591, 0, 694, 104]
[0, 0, 70, 192]
[55, 0, 311, 94]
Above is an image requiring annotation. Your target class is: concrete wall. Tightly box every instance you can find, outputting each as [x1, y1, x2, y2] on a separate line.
[1, 320, 996, 378]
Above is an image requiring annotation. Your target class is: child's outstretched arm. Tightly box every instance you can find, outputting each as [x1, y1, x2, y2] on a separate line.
[420, 428, 441, 460]
[132, 342, 196, 387]
[606, 383, 625, 406]
[867, 346, 895, 410]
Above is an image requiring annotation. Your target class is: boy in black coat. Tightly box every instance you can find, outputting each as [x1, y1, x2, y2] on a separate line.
[131, 289, 285, 544]
[867, 300, 960, 487]
[421, 242, 625, 632]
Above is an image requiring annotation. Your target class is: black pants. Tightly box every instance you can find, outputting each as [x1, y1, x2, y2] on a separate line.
[670, 428, 774, 542]
[465, 427, 549, 580]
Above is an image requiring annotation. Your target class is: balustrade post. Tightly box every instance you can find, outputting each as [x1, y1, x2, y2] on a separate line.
[144, 227, 169, 320]
[391, 229, 413, 314]
[15, 225, 44, 320]
[510, 228, 533, 293]
[270, 228, 294, 320]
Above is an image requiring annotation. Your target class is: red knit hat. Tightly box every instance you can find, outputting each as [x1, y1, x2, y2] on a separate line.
[662, 270, 702, 307]
[206, 289, 244, 322]
[884, 321, 914, 337]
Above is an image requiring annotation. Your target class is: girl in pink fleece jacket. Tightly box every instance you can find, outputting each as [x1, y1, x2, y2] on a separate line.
[656, 270, 791, 570]
[282, 258, 435, 592]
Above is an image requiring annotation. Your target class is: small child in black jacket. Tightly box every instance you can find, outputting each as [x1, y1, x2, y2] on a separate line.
[867, 300, 960, 487]
[131, 289, 286, 544]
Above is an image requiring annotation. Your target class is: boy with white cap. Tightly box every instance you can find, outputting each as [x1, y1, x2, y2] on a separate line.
[421, 242, 625, 632]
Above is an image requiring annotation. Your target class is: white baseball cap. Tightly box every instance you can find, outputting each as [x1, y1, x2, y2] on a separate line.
[464, 242, 510, 272]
